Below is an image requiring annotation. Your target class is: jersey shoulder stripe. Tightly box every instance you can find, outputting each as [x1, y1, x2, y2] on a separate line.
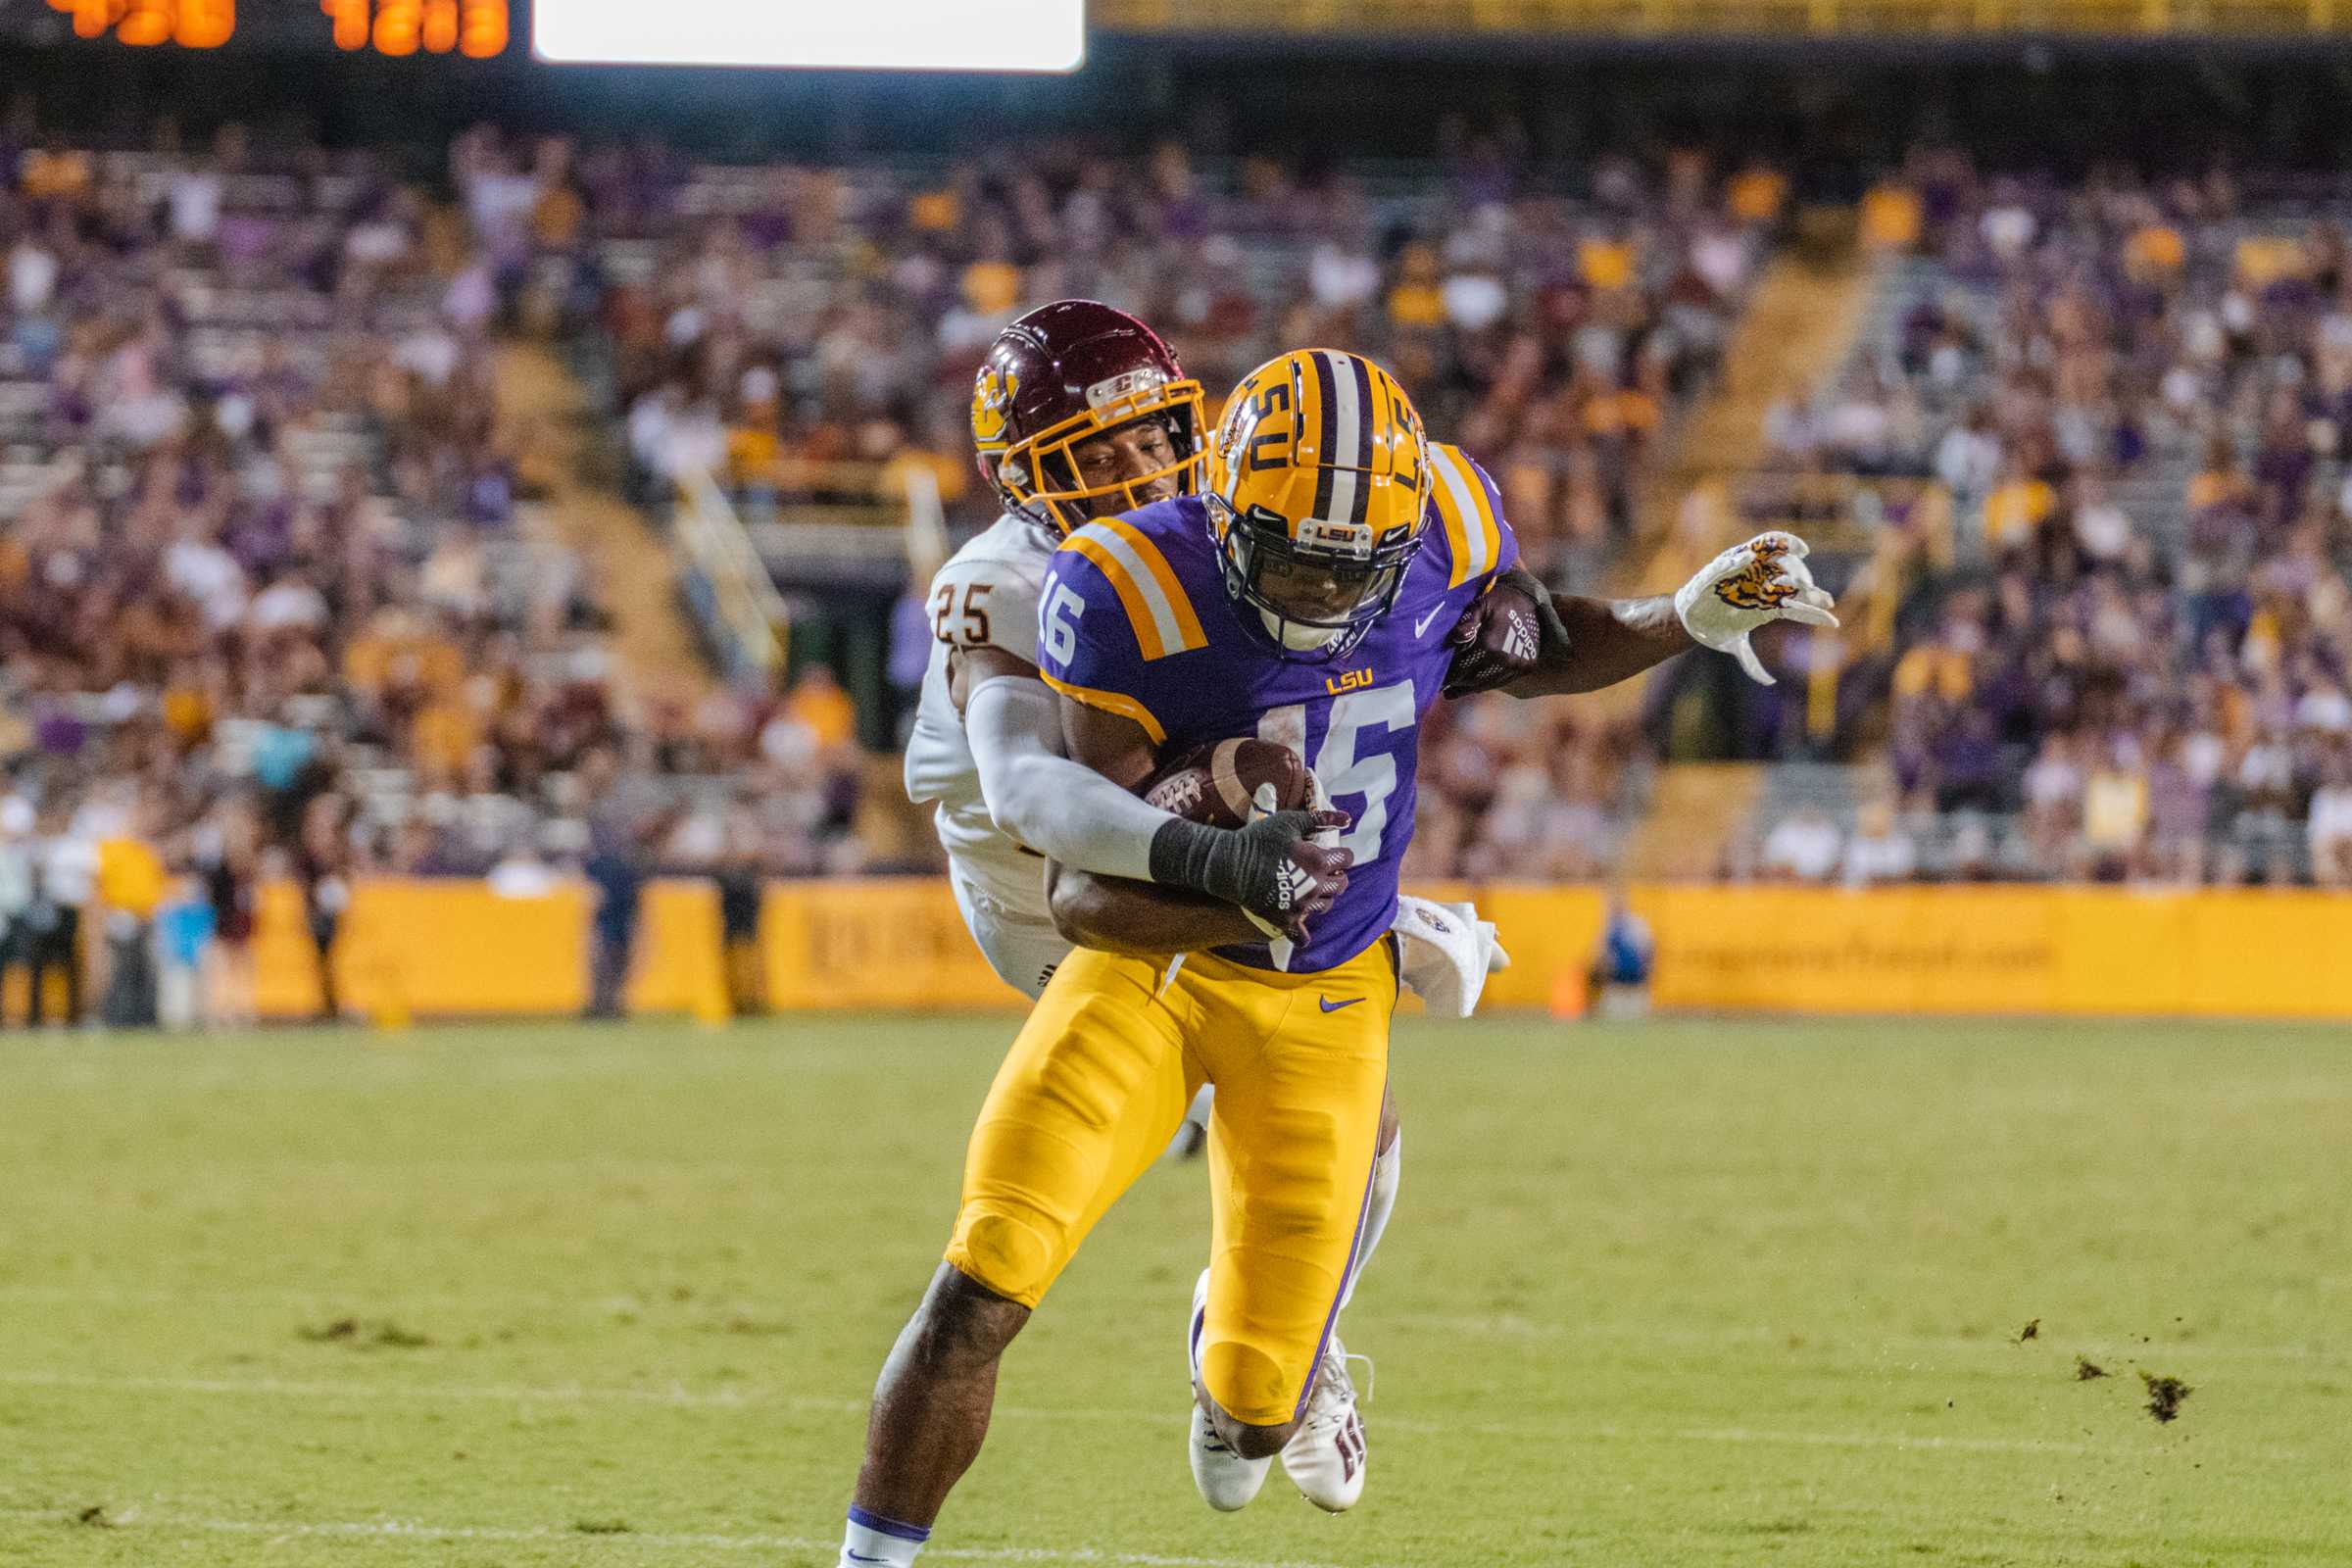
[1059, 516, 1207, 662]
[1037, 670, 1167, 746]
[1427, 442, 1503, 589]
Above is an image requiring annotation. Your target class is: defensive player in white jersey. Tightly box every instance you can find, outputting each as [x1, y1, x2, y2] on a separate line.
[899, 302, 1505, 1516]
[905, 301, 1349, 1000]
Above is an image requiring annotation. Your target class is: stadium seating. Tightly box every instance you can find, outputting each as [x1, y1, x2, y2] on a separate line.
[0, 128, 870, 956]
[561, 135, 1792, 867]
[1748, 160, 2352, 885]
[577, 139, 1777, 582]
[18, 118, 2348, 896]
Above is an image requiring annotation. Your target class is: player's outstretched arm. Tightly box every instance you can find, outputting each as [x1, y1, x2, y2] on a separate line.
[1445, 532, 1839, 699]
[1499, 591, 1692, 698]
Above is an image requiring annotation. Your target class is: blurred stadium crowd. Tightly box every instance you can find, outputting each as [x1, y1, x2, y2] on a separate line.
[2, 102, 2349, 1022]
[596, 132, 1774, 580]
[1758, 158, 2352, 885]
[579, 128, 1758, 880]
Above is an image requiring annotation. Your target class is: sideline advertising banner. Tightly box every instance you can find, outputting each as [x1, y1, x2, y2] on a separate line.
[237, 878, 2352, 1022]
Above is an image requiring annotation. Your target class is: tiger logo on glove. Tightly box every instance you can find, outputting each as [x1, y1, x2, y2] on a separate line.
[1712, 554, 1802, 613]
[1674, 530, 1840, 687]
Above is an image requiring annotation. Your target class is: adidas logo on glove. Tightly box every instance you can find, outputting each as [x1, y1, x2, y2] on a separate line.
[1501, 610, 1538, 664]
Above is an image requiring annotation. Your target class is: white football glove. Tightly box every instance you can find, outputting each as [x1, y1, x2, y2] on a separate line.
[1391, 896, 1511, 1019]
[1672, 530, 1840, 686]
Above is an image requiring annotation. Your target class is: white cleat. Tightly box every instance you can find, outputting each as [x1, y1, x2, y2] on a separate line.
[1281, 1337, 1371, 1513]
[1187, 1269, 1271, 1512]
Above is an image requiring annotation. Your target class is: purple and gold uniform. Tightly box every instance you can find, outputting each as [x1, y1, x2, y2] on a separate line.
[944, 442, 1514, 1428]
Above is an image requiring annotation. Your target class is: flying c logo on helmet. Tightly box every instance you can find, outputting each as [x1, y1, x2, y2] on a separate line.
[971, 368, 1019, 453]
[969, 301, 1206, 532]
[1085, 368, 1166, 411]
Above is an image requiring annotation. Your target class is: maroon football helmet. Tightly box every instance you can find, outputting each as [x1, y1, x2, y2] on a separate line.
[969, 300, 1205, 533]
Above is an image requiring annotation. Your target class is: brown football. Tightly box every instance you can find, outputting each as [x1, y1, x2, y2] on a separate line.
[1141, 737, 1311, 828]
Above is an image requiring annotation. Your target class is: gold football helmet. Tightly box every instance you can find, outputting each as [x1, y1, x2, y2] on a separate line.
[1206, 349, 1432, 656]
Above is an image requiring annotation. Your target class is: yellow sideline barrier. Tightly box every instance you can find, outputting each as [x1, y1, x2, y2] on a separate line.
[254, 879, 726, 1021]
[247, 878, 2352, 1022]
[1617, 885, 2352, 1020]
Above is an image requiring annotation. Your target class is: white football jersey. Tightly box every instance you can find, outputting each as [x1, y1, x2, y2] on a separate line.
[905, 512, 1061, 922]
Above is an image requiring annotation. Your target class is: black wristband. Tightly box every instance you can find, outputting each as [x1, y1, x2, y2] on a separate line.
[1149, 816, 1226, 897]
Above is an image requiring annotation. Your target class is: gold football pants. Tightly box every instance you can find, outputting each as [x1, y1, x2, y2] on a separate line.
[946, 940, 1395, 1427]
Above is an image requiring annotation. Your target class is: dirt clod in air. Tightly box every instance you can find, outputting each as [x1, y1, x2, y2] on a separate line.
[2017, 1318, 2040, 1343]
[2139, 1371, 2192, 1422]
[2075, 1356, 2110, 1381]
[74, 1506, 114, 1529]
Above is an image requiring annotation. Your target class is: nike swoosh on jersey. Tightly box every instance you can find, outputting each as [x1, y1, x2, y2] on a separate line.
[1413, 605, 1446, 637]
[1319, 996, 1364, 1012]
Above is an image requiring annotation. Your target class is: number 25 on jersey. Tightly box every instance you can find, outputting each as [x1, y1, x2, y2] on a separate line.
[932, 582, 994, 648]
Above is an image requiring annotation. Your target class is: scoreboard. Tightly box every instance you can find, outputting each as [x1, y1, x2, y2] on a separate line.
[321, 0, 510, 55]
[42, 0, 511, 55]
[31, 0, 1085, 65]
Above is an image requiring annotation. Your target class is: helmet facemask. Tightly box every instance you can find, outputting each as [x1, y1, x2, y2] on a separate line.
[1211, 496, 1423, 661]
[995, 379, 1205, 533]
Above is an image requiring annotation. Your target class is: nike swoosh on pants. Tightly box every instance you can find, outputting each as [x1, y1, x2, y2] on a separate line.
[1319, 996, 1363, 1013]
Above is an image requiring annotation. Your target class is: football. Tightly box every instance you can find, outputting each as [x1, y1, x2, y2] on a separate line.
[1141, 737, 1311, 827]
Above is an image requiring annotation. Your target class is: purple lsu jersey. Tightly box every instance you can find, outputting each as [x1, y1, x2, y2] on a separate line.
[1036, 443, 1518, 974]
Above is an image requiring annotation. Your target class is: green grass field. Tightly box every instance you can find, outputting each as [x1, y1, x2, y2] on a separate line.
[2, 1014, 2348, 1567]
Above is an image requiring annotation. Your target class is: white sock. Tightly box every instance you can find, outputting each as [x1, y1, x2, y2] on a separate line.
[840, 1505, 927, 1567]
[1160, 1085, 1215, 1160]
[1339, 1136, 1400, 1311]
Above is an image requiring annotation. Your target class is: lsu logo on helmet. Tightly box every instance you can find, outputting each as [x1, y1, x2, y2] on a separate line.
[1207, 349, 1433, 658]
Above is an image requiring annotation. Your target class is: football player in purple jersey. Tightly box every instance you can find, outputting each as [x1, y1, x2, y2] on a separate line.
[832, 348, 1835, 1567]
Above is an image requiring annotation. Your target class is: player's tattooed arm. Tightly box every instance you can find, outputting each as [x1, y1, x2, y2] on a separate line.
[1444, 565, 1692, 699]
[1446, 535, 1838, 698]
[1507, 592, 1696, 697]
